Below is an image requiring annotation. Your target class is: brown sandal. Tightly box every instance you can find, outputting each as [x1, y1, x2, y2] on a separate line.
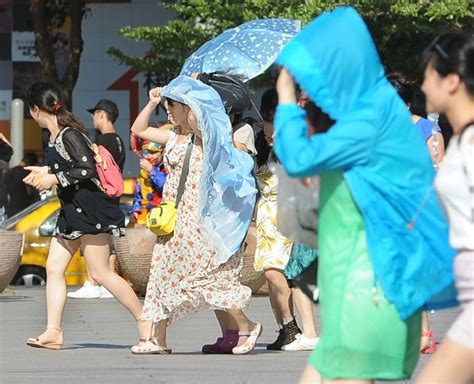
[26, 326, 63, 350]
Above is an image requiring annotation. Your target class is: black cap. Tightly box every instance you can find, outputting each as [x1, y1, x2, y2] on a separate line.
[87, 99, 119, 123]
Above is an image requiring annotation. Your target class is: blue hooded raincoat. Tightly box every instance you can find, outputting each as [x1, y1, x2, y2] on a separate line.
[274, 7, 457, 319]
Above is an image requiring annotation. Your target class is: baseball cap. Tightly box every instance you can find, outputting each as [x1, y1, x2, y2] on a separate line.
[87, 99, 119, 122]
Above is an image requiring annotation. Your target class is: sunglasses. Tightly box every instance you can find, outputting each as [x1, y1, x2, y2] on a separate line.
[142, 149, 163, 157]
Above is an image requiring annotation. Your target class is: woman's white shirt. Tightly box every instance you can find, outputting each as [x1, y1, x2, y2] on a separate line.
[435, 125, 474, 251]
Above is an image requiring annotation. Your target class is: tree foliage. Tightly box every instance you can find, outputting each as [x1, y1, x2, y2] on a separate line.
[30, 0, 87, 107]
[108, 0, 473, 86]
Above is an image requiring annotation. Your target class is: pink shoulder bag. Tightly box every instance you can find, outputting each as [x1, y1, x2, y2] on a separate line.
[91, 143, 124, 198]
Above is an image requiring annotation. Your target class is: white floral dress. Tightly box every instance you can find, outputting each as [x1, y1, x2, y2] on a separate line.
[253, 163, 293, 272]
[141, 130, 251, 323]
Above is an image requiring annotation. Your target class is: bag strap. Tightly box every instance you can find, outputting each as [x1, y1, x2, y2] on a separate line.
[175, 134, 195, 207]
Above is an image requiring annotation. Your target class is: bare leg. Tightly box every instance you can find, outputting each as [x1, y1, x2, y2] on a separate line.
[416, 337, 474, 384]
[323, 380, 373, 384]
[299, 364, 322, 384]
[214, 310, 229, 336]
[83, 234, 141, 317]
[227, 308, 262, 353]
[86, 266, 98, 286]
[212, 310, 240, 336]
[226, 309, 257, 332]
[86, 251, 116, 286]
[109, 253, 117, 273]
[153, 319, 169, 347]
[82, 234, 148, 339]
[265, 268, 294, 325]
[420, 311, 433, 350]
[292, 287, 318, 338]
[34, 236, 78, 343]
[299, 365, 373, 384]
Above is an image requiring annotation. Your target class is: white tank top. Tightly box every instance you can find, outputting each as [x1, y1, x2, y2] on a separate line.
[435, 125, 474, 251]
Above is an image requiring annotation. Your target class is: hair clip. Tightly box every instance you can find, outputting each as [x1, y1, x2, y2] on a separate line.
[433, 44, 449, 60]
[52, 100, 63, 112]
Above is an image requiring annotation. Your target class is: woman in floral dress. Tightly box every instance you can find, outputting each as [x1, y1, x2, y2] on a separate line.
[130, 76, 261, 355]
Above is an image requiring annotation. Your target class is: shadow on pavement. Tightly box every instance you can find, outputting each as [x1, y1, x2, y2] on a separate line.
[0, 295, 33, 302]
[66, 343, 131, 350]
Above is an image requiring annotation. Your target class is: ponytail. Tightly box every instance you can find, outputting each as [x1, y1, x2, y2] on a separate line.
[26, 81, 86, 133]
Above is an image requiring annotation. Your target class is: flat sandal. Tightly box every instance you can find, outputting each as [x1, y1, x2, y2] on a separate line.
[26, 326, 63, 350]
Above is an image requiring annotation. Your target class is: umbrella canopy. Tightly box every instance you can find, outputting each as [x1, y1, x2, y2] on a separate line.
[180, 18, 301, 82]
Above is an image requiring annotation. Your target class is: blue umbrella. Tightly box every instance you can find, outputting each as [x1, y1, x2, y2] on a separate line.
[180, 19, 301, 82]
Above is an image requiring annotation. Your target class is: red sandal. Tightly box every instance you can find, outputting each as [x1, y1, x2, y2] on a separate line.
[420, 330, 437, 354]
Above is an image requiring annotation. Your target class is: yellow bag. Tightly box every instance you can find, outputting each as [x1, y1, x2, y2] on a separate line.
[145, 135, 194, 236]
[146, 201, 177, 236]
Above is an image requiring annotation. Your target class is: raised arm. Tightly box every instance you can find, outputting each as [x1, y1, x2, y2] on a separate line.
[131, 87, 170, 144]
[274, 69, 375, 177]
[274, 105, 376, 177]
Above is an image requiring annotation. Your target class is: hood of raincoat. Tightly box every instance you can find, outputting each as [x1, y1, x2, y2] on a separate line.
[162, 76, 257, 264]
[277, 6, 384, 120]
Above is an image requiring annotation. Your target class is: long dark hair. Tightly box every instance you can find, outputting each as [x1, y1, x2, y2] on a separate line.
[387, 72, 415, 105]
[255, 88, 278, 167]
[255, 88, 334, 167]
[26, 82, 86, 132]
[259, 88, 278, 123]
[304, 100, 335, 134]
[421, 32, 474, 96]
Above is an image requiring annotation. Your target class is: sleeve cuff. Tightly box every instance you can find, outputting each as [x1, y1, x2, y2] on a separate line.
[56, 171, 70, 187]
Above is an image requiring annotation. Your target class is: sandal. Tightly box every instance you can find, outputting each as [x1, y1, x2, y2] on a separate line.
[26, 326, 63, 350]
[131, 337, 172, 355]
[420, 330, 437, 354]
[232, 322, 262, 355]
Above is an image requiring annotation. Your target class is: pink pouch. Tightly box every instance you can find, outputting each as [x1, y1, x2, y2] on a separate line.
[92, 143, 124, 198]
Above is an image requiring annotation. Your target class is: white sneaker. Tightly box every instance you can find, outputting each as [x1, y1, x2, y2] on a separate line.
[100, 286, 114, 299]
[67, 281, 101, 299]
[281, 334, 319, 351]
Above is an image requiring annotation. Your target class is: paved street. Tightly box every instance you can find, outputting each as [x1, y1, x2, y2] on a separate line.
[0, 287, 459, 384]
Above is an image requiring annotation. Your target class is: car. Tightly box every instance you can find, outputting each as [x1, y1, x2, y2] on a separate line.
[5, 181, 135, 287]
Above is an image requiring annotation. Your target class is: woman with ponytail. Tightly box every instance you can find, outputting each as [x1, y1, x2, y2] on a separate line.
[24, 82, 148, 350]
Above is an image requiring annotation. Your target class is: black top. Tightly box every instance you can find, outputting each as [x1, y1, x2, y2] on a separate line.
[0, 139, 13, 162]
[46, 127, 125, 239]
[5, 166, 40, 216]
[95, 132, 126, 172]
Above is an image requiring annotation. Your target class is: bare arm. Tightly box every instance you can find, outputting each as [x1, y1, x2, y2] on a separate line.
[234, 141, 250, 153]
[0, 132, 13, 147]
[131, 87, 170, 145]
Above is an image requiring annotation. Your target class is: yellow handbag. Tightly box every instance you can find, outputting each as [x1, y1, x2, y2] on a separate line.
[146, 201, 178, 236]
[146, 136, 194, 236]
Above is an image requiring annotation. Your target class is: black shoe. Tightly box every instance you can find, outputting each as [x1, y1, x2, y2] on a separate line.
[266, 328, 285, 350]
[266, 319, 302, 351]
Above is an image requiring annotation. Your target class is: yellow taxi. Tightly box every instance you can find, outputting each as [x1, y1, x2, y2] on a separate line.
[5, 179, 135, 286]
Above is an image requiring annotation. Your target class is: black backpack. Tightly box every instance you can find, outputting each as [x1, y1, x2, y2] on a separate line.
[198, 72, 251, 115]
